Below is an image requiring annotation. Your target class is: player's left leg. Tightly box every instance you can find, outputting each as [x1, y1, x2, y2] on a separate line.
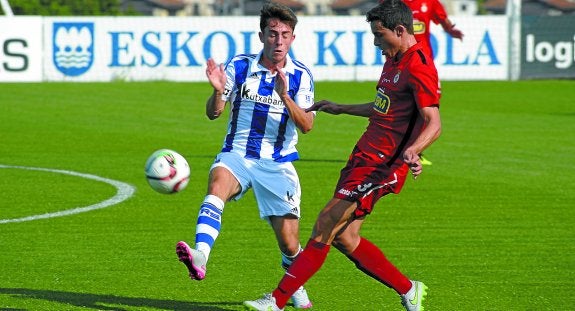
[270, 216, 312, 309]
[255, 160, 312, 309]
[334, 217, 426, 310]
[247, 198, 357, 309]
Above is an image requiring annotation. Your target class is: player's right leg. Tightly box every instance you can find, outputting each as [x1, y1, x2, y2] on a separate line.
[176, 193, 224, 280]
[177, 158, 244, 281]
[176, 240, 207, 280]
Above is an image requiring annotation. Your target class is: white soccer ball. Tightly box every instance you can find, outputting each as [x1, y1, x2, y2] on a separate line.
[144, 149, 190, 194]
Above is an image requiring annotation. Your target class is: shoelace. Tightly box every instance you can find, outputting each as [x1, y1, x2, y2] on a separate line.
[256, 293, 274, 304]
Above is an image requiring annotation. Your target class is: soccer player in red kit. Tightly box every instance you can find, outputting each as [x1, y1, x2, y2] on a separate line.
[244, 1, 442, 311]
[382, 0, 464, 58]
[381, 0, 462, 166]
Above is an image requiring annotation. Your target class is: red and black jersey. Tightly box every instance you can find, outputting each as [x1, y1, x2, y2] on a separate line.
[355, 41, 440, 173]
[333, 42, 439, 212]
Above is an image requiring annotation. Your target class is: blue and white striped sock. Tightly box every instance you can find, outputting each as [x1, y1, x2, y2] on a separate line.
[281, 244, 303, 270]
[195, 194, 224, 261]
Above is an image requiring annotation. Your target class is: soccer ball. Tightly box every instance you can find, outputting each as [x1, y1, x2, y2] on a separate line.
[144, 149, 190, 194]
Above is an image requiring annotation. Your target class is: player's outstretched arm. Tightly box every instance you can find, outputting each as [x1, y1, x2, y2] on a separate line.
[306, 100, 373, 117]
[440, 19, 463, 40]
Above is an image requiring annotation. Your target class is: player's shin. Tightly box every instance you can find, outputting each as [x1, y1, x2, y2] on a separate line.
[194, 194, 224, 260]
[347, 237, 412, 294]
[272, 239, 330, 308]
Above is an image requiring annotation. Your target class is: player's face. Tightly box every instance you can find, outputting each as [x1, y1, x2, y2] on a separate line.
[371, 20, 400, 58]
[259, 18, 295, 68]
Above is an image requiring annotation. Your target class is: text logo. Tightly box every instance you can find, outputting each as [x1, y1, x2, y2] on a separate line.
[53, 22, 94, 76]
[2, 39, 28, 72]
[525, 34, 574, 69]
[373, 89, 390, 115]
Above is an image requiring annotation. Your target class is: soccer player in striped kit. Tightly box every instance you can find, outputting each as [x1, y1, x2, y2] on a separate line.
[175, 2, 315, 309]
[245, 1, 442, 310]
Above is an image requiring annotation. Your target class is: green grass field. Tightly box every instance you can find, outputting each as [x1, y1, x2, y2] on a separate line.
[0, 80, 574, 310]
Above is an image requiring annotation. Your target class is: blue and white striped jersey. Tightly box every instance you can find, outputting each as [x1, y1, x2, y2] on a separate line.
[219, 51, 315, 162]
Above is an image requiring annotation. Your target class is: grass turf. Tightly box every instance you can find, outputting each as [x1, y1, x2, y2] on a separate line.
[0, 80, 573, 310]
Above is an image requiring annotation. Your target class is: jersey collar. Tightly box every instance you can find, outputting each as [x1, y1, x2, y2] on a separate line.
[391, 41, 423, 64]
[251, 51, 296, 75]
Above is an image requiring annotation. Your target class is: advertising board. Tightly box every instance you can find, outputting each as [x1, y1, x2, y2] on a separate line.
[42, 15, 510, 82]
[0, 17, 43, 82]
[521, 15, 575, 79]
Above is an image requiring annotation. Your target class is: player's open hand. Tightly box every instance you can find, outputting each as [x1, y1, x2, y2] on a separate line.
[306, 100, 342, 114]
[206, 58, 226, 93]
[274, 68, 288, 97]
[447, 26, 464, 40]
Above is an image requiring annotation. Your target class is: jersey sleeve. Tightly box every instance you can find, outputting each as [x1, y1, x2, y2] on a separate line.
[431, 0, 448, 25]
[292, 67, 315, 112]
[221, 58, 237, 102]
[408, 63, 440, 109]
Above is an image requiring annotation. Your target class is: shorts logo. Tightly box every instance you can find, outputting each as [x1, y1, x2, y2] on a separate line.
[53, 22, 94, 77]
[338, 188, 358, 197]
[286, 191, 294, 202]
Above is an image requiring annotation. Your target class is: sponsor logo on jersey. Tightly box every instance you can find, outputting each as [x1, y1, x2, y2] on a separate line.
[373, 89, 391, 115]
[53, 22, 94, 76]
[240, 84, 285, 107]
[413, 20, 426, 35]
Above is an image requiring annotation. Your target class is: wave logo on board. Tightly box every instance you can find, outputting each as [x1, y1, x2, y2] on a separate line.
[53, 22, 94, 76]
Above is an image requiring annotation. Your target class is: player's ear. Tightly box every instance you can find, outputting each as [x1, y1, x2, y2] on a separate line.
[258, 31, 264, 43]
[394, 25, 405, 37]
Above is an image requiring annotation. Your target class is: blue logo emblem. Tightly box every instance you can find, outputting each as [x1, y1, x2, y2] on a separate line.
[53, 22, 94, 76]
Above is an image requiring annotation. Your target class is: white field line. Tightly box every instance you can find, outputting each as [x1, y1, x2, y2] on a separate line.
[0, 164, 136, 224]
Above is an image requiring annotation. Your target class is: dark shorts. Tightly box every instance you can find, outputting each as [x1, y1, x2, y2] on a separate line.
[333, 147, 408, 218]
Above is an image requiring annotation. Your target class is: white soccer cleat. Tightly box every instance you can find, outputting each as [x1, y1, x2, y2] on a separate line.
[291, 286, 312, 309]
[176, 241, 207, 280]
[401, 281, 428, 311]
[243, 293, 283, 311]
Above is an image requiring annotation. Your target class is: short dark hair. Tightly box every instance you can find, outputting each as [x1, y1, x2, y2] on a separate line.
[260, 1, 298, 33]
[366, 0, 414, 34]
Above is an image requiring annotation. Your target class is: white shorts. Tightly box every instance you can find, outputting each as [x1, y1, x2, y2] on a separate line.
[210, 152, 301, 219]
